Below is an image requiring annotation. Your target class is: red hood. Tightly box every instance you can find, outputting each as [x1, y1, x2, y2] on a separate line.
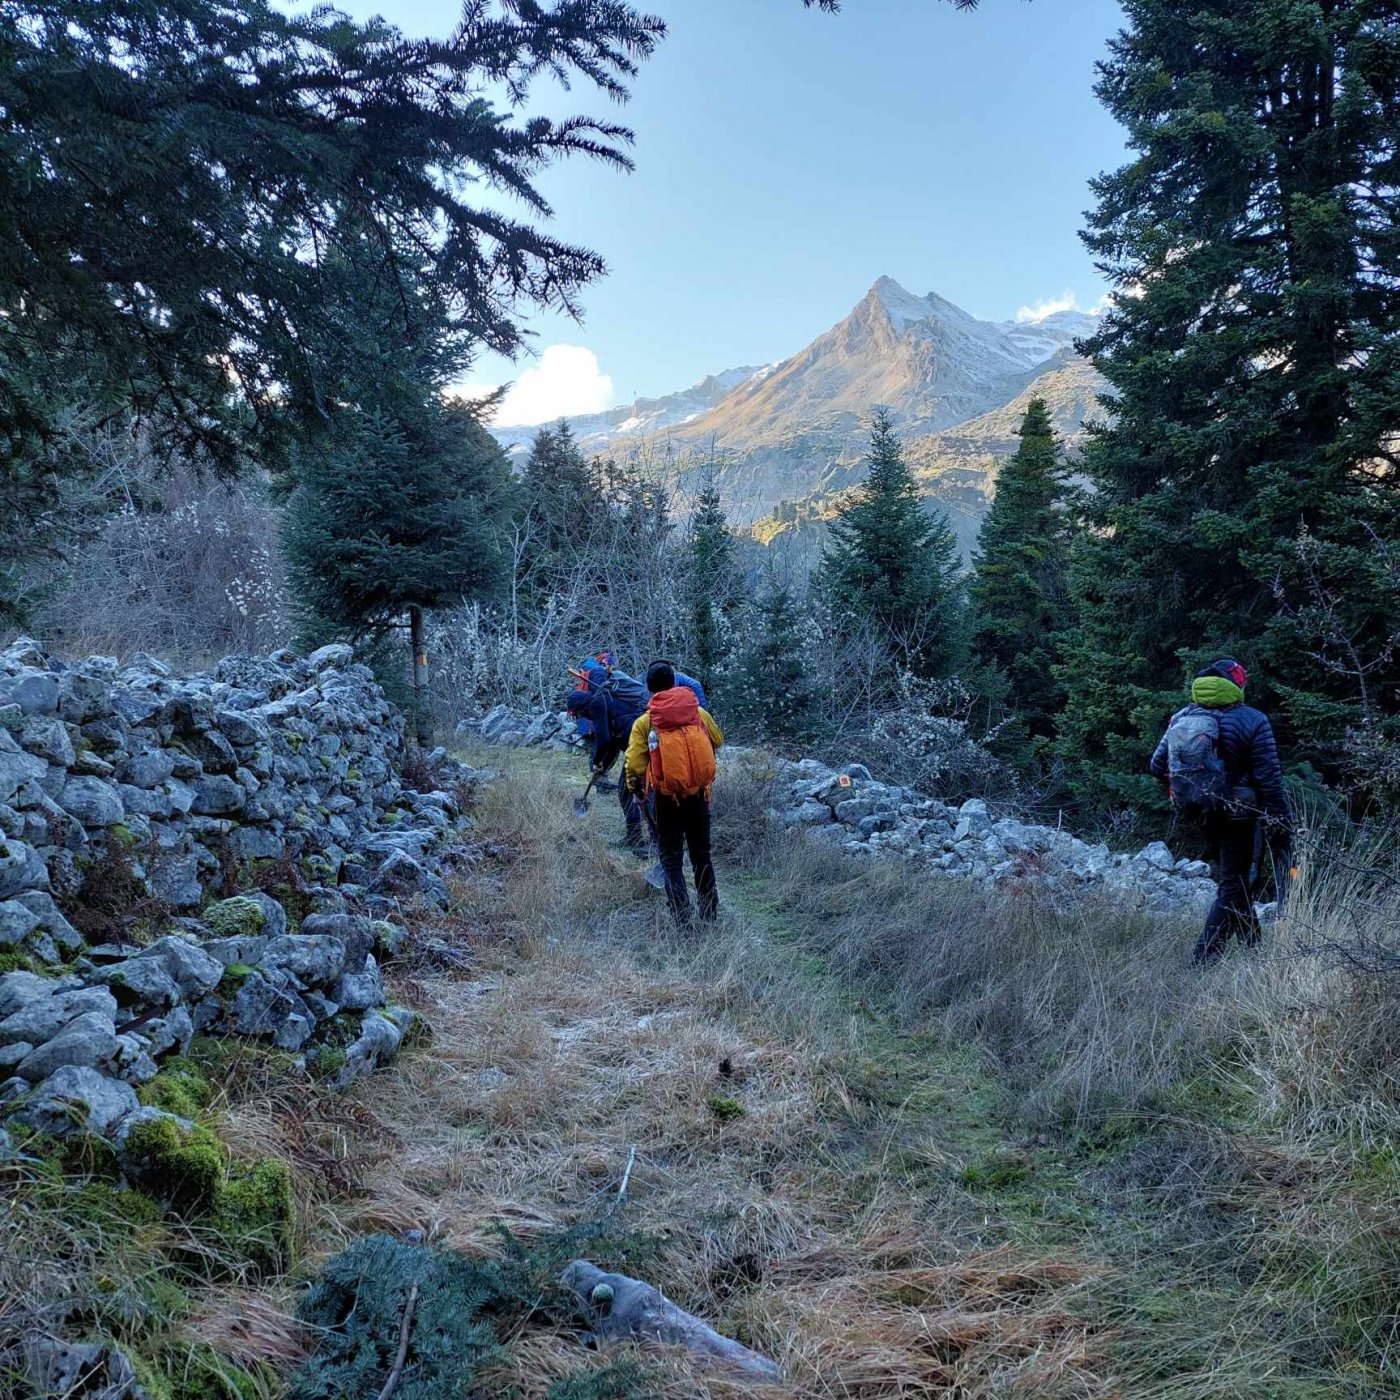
[649, 686, 699, 730]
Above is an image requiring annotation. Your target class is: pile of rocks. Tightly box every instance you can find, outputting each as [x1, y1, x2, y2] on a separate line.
[459, 704, 581, 752]
[0, 638, 480, 1164]
[0, 637, 471, 933]
[773, 759, 1216, 914]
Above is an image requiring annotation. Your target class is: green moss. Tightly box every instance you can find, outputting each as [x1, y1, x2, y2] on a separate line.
[705, 1094, 745, 1123]
[0, 949, 45, 976]
[204, 896, 268, 941]
[307, 1045, 346, 1079]
[122, 1116, 227, 1211]
[109, 823, 137, 850]
[371, 920, 399, 958]
[218, 962, 257, 993]
[68, 1175, 166, 1232]
[212, 1158, 296, 1277]
[345, 766, 362, 782]
[137, 1058, 214, 1120]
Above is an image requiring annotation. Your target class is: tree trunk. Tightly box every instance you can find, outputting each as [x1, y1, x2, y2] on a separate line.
[408, 604, 432, 747]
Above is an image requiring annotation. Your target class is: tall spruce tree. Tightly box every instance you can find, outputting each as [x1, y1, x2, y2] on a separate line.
[520, 423, 604, 595]
[685, 467, 742, 699]
[823, 408, 963, 681]
[969, 399, 1072, 756]
[285, 399, 511, 740]
[1060, 0, 1400, 807]
[730, 571, 815, 745]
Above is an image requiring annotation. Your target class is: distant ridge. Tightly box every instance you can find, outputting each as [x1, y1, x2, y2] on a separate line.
[491, 277, 1103, 557]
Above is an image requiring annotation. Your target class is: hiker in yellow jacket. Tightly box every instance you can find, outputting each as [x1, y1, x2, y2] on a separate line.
[625, 660, 723, 925]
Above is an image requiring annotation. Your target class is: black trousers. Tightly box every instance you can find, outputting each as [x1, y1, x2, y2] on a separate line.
[1195, 812, 1262, 964]
[618, 776, 644, 848]
[653, 792, 718, 925]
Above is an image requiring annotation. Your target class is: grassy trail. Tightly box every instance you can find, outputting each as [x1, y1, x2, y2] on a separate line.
[317, 746, 1246, 1397]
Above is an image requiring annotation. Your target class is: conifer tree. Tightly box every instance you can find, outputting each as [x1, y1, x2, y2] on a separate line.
[0, 0, 664, 620]
[823, 408, 963, 682]
[730, 571, 815, 745]
[1060, 0, 1400, 806]
[685, 467, 742, 699]
[285, 401, 511, 740]
[969, 399, 1072, 756]
[520, 423, 604, 597]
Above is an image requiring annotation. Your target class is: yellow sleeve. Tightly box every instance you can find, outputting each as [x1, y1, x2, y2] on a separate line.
[699, 707, 724, 749]
[624, 713, 652, 790]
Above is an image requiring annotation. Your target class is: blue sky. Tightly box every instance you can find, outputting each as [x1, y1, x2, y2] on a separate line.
[309, 0, 1128, 423]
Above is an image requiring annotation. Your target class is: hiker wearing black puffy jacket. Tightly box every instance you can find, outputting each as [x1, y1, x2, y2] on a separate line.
[1150, 659, 1293, 964]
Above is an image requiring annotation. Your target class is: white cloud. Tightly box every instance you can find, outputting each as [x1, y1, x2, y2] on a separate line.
[1015, 289, 1111, 323]
[461, 344, 615, 427]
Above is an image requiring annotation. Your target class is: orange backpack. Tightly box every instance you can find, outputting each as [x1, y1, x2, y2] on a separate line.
[646, 687, 717, 799]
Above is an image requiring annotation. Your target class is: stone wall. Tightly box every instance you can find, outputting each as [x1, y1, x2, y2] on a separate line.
[773, 758, 1218, 915]
[0, 638, 477, 1171]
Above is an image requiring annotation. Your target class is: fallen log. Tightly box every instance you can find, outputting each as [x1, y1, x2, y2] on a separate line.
[560, 1259, 783, 1385]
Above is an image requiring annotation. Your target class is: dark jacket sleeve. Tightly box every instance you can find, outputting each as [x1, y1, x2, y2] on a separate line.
[1248, 713, 1291, 825]
[1149, 729, 1170, 780]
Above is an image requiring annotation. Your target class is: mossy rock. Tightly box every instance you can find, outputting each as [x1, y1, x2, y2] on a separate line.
[108, 823, 138, 850]
[122, 1116, 227, 1212]
[10, 1126, 124, 1182]
[204, 896, 268, 940]
[218, 963, 257, 994]
[212, 1158, 296, 1277]
[0, 949, 46, 977]
[138, 1058, 215, 1120]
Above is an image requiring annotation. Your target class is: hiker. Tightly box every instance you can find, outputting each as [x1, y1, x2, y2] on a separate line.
[625, 661, 724, 925]
[1150, 658, 1293, 965]
[566, 651, 617, 744]
[566, 661, 650, 854]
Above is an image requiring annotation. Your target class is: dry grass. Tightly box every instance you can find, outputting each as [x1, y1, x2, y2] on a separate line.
[12, 739, 1398, 1396]
[300, 750, 1122, 1397]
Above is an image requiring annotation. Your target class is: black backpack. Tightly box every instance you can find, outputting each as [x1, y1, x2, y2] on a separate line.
[1164, 704, 1230, 815]
[602, 671, 648, 729]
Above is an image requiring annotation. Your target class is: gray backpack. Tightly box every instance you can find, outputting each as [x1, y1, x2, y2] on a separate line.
[1165, 704, 1229, 815]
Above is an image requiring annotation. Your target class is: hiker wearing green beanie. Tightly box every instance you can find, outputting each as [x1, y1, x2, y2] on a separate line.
[1150, 658, 1293, 964]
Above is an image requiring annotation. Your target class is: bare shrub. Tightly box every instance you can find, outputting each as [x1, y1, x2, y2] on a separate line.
[30, 452, 290, 664]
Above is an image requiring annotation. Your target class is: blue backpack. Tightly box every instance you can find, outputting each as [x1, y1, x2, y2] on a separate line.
[675, 671, 708, 709]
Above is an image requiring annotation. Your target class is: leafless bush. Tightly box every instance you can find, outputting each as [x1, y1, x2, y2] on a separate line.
[429, 451, 687, 728]
[841, 671, 1013, 805]
[28, 449, 290, 664]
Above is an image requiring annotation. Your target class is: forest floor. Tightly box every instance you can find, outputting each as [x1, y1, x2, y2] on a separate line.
[273, 744, 1390, 1397]
[7, 742, 1392, 1398]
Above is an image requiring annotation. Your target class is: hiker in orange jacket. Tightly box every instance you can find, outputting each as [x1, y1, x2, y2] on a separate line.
[625, 660, 724, 925]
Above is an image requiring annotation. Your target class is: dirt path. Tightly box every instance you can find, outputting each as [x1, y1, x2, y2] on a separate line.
[302, 749, 1122, 1398]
